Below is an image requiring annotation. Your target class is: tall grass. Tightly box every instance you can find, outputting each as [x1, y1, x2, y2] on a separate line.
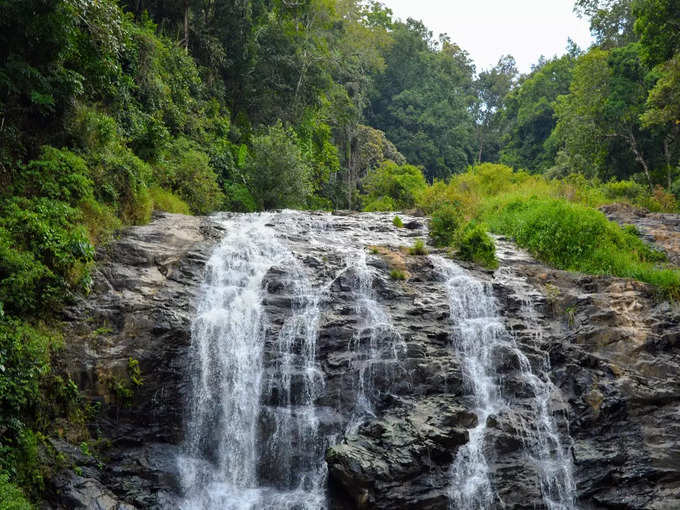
[417, 164, 680, 298]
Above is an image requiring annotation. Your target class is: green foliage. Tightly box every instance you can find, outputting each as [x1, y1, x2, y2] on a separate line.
[484, 196, 678, 296]
[409, 239, 428, 256]
[392, 216, 404, 228]
[500, 54, 575, 172]
[149, 186, 191, 215]
[429, 204, 463, 247]
[363, 196, 396, 212]
[368, 19, 476, 179]
[361, 161, 427, 211]
[13, 147, 93, 206]
[0, 472, 32, 510]
[457, 223, 498, 269]
[0, 319, 52, 437]
[155, 138, 223, 214]
[223, 183, 257, 213]
[634, 0, 680, 67]
[245, 123, 313, 210]
[389, 269, 407, 280]
[0, 198, 94, 316]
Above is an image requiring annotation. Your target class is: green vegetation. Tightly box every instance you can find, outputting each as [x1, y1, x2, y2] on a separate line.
[390, 269, 407, 281]
[409, 240, 428, 256]
[458, 223, 498, 269]
[393, 216, 404, 228]
[417, 163, 679, 296]
[429, 205, 464, 248]
[362, 161, 427, 211]
[1, 0, 680, 502]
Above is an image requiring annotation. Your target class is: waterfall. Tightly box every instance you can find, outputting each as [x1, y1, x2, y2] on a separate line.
[432, 255, 576, 510]
[178, 213, 327, 509]
[345, 248, 405, 429]
[177, 211, 576, 509]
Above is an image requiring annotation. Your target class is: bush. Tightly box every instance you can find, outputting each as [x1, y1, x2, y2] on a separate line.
[601, 180, 646, 202]
[13, 147, 93, 206]
[245, 123, 313, 210]
[0, 198, 94, 315]
[89, 145, 153, 224]
[393, 216, 404, 227]
[457, 223, 498, 269]
[429, 204, 463, 247]
[485, 197, 679, 297]
[155, 138, 223, 214]
[409, 239, 428, 255]
[362, 161, 427, 211]
[149, 185, 191, 215]
[363, 196, 396, 212]
[223, 182, 257, 212]
[0, 472, 32, 510]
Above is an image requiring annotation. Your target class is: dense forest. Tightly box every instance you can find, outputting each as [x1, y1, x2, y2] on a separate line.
[1, 0, 679, 505]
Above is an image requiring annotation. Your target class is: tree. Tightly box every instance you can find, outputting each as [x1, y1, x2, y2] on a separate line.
[633, 0, 680, 67]
[500, 55, 575, 171]
[552, 45, 662, 186]
[368, 20, 476, 180]
[472, 55, 518, 164]
[641, 54, 680, 189]
[244, 123, 313, 210]
[574, 0, 637, 48]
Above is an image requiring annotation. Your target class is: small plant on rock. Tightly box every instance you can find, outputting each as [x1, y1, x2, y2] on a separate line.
[458, 223, 498, 269]
[390, 269, 407, 280]
[409, 239, 428, 255]
[393, 215, 404, 228]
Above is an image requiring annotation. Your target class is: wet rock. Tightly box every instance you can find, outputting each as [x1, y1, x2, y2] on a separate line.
[45, 211, 680, 510]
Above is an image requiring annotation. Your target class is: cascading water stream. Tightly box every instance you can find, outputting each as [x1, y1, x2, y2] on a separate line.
[178, 213, 327, 509]
[344, 248, 405, 429]
[178, 211, 413, 509]
[432, 255, 576, 510]
[177, 210, 574, 509]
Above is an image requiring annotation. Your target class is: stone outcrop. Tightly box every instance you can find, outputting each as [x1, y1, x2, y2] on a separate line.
[45, 210, 680, 509]
[48, 212, 221, 509]
[601, 202, 680, 264]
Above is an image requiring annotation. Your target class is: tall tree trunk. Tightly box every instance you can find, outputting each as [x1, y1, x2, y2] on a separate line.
[476, 124, 484, 164]
[183, 0, 189, 51]
[664, 135, 673, 191]
[628, 131, 652, 190]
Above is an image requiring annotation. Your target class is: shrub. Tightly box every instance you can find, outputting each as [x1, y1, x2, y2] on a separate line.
[393, 216, 404, 227]
[223, 182, 257, 213]
[457, 223, 498, 269]
[13, 147, 93, 206]
[0, 472, 32, 510]
[245, 123, 313, 210]
[429, 204, 463, 247]
[409, 239, 428, 255]
[390, 269, 406, 280]
[362, 161, 427, 211]
[89, 145, 153, 224]
[156, 138, 224, 214]
[363, 196, 396, 212]
[0, 198, 95, 315]
[601, 180, 646, 202]
[149, 185, 191, 215]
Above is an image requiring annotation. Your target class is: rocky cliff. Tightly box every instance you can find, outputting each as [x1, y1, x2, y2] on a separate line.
[46, 211, 680, 509]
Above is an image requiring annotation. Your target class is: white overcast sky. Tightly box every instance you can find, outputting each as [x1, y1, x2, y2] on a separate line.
[380, 0, 593, 73]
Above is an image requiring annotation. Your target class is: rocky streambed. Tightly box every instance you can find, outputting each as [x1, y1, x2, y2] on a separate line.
[46, 210, 680, 509]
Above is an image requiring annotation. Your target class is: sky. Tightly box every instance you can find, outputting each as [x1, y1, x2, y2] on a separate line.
[381, 0, 594, 73]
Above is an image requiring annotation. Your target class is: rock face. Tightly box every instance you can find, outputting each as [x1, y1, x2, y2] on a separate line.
[45, 210, 680, 509]
[601, 202, 680, 264]
[49, 212, 221, 509]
